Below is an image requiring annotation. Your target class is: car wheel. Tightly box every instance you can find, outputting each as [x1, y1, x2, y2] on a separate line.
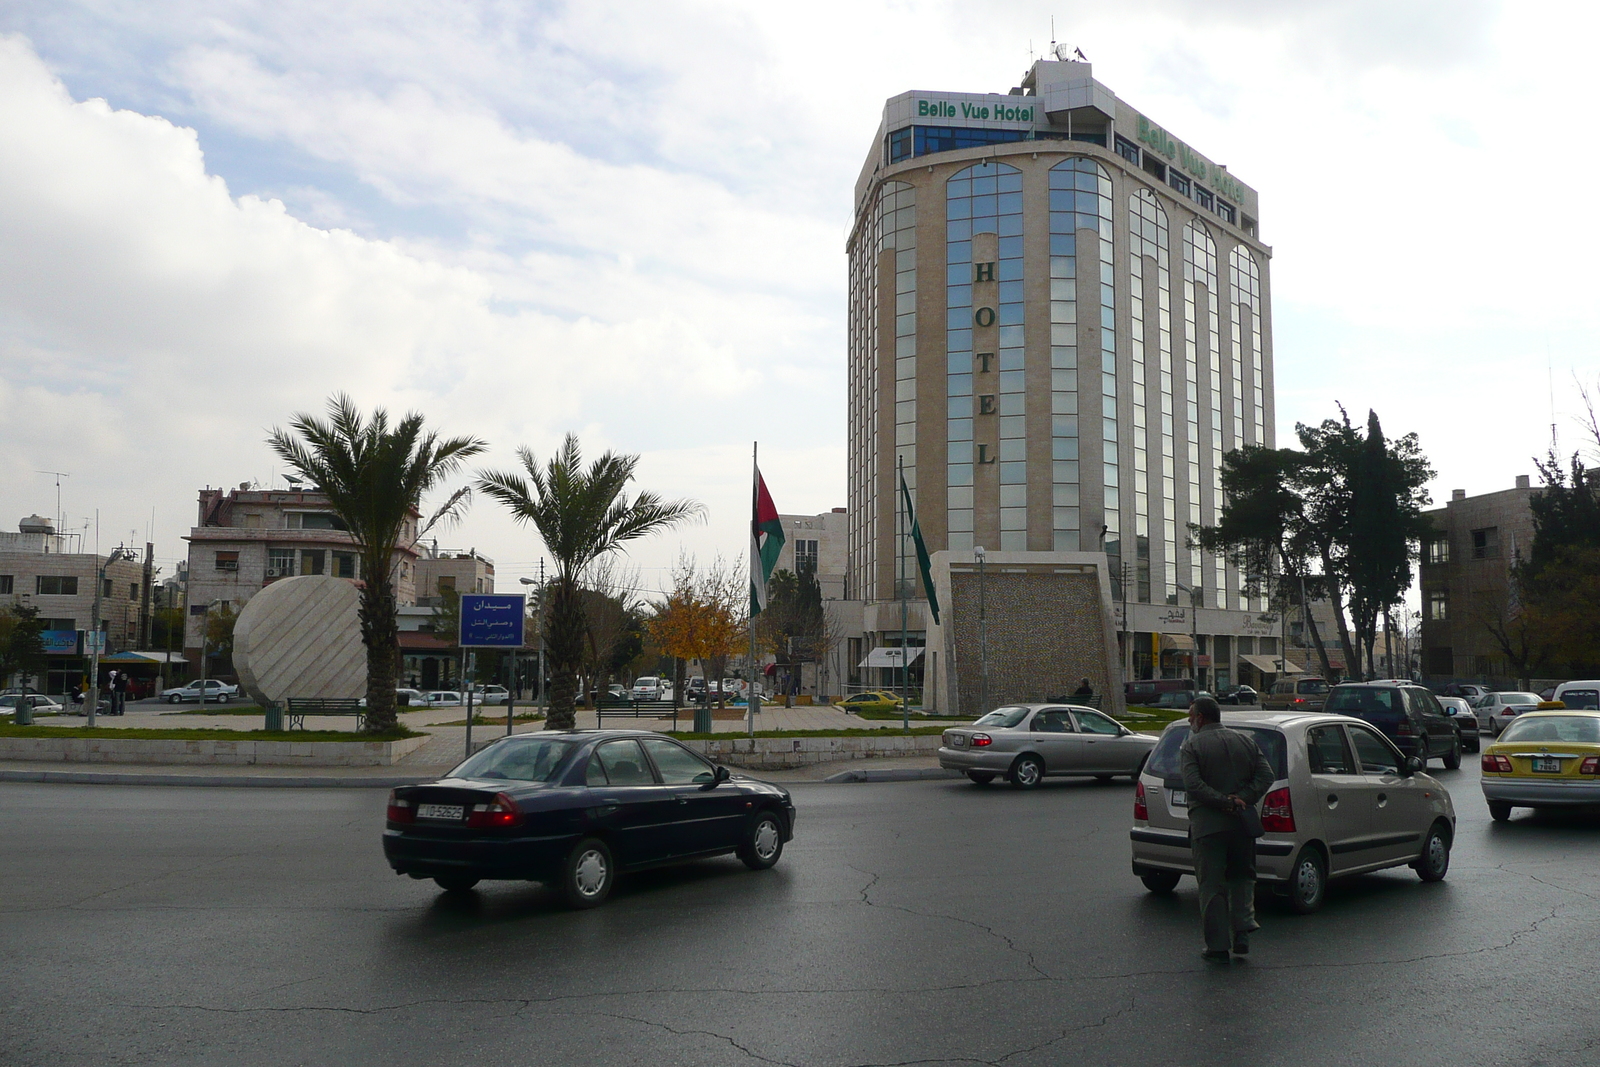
[1416, 823, 1451, 882]
[1141, 870, 1181, 893]
[1287, 847, 1328, 915]
[433, 874, 479, 893]
[1488, 800, 1512, 822]
[217, 694, 230, 705]
[1443, 736, 1461, 770]
[167, 694, 180, 704]
[738, 811, 785, 871]
[562, 837, 615, 909]
[1466, 734, 1481, 754]
[1008, 754, 1045, 790]
[966, 771, 995, 786]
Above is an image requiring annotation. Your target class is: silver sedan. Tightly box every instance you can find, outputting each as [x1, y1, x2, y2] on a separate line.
[939, 704, 1159, 788]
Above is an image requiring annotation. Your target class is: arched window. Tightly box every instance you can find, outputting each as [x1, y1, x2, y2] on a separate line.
[1128, 188, 1170, 604]
[1184, 222, 1227, 606]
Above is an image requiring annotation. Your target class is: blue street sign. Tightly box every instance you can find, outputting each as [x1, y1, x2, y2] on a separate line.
[458, 594, 527, 648]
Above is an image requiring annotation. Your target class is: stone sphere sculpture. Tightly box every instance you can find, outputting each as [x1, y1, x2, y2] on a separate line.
[233, 575, 366, 708]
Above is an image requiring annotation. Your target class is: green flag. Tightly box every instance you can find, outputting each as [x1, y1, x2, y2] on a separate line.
[900, 472, 941, 624]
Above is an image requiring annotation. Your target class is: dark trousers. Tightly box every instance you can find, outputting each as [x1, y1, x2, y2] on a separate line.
[1192, 828, 1257, 951]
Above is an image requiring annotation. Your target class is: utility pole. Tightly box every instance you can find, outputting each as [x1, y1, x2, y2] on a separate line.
[84, 546, 130, 727]
[975, 545, 988, 715]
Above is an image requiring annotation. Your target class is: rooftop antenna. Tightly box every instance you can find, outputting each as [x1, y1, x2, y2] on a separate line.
[35, 470, 69, 536]
[1547, 339, 1558, 453]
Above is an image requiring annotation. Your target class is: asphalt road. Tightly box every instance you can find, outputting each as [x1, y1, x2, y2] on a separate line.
[3, 762, 1598, 1067]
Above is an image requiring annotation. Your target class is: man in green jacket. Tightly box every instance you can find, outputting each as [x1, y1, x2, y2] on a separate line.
[1179, 696, 1275, 960]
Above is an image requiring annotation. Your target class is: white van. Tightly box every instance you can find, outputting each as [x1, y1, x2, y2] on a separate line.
[1553, 681, 1600, 711]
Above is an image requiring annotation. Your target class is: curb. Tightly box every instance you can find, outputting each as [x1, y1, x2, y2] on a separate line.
[0, 769, 436, 788]
[822, 767, 962, 783]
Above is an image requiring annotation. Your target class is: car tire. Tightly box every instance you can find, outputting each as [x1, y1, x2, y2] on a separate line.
[1466, 734, 1481, 754]
[1415, 823, 1451, 882]
[1008, 754, 1045, 790]
[738, 811, 785, 871]
[1443, 736, 1461, 770]
[1287, 847, 1328, 915]
[562, 837, 615, 909]
[433, 874, 480, 893]
[167, 694, 180, 704]
[966, 771, 995, 786]
[1488, 800, 1512, 822]
[217, 694, 230, 705]
[1141, 870, 1181, 893]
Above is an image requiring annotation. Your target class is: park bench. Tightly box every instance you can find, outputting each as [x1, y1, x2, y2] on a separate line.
[284, 697, 366, 731]
[1047, 693, 1104, 710]
[596, 698, 680, 724]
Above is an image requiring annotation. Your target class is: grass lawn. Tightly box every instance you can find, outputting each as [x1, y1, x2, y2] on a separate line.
[851, 708, 972, 722]
[666, 726, 950, 741]
[436, 713, 547, 727]
[163, 706, 265, 716]
[0, 723, 423, 742]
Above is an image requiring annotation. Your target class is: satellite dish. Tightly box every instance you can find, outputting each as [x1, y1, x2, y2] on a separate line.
[1054, 42, 1088, 62]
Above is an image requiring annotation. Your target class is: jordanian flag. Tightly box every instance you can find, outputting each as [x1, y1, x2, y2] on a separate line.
[751, 465, 785, 615]
[901, 471, 941, 624]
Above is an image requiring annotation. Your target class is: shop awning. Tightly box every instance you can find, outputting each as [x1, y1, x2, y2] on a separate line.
[1160, 634, 1195, 651]
[1239, 653, 1300, 675]
[860, 647, 925, 669]
[101, 651, 188, 665]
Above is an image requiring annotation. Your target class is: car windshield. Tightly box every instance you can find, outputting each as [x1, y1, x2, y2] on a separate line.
[1145, 724, 1288, 781]
[1499, 716, 1600, 744]
[973, 706, 1031, 728]
[448, 737, 577, 782]
[1497, 693, 1541, 705]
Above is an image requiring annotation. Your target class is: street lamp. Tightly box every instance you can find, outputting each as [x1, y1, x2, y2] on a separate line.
[974, 545, 988, 714]
[85, 546, 134, 727]
[1175, 581, 1200, 690]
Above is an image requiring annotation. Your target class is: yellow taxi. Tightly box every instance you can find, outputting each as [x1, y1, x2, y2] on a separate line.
[1480, 710, 1600, 821]
[837, 691, 907, 715]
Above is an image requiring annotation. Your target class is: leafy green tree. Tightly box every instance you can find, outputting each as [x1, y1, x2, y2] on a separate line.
[476, 434, 702, 730]
[0, 604, 47, 690]
[268, 395, 486, 731]
[1517, 449, 1600, 676]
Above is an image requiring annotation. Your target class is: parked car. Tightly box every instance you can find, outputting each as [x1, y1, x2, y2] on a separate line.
[1260, 677, 1330, 713]
[587, 684, 629, 706]
[1474, 692, 1544, 737]
[1131, 712, 1455, 913]
[1436, 695, 1481, 753]
[383, 730, 795, 907]
[471, 685, 511, 706]
[421, 691, 464, 708]
[359, 688, 426, 709]
[0, 686, 44, 697]
[939, 704, 1159, 787]
[159, 680, 238, 704]
[1442, 682, 1490, 701]
[837, 691, 905, 715]
[1153, 689, 1210, 710]
[1324, 681, 1462, 769]
[1217, 685, 1259, 706]
[1480, 710, 1600, 821]
[689, 681, 741, 705]
[1125, 679, 1195, 707]
[1551, 681, 1600, 711]
[629, 677, 669, 701]
[0, 694, 64, 716]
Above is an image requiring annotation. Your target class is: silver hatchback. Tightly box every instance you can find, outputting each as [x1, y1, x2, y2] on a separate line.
[1129, 712, 1456, 913]
[939, 704, 1159, 788]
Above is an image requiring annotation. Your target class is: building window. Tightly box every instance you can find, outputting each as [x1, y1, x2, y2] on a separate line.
[795, 539, 819, 575]
[1167, 169, 1191, 196]
[1427, 592, 1448, 620]
[1129, 187, 1174, 603]
[1425, 538, 1450, 565]
[1114, 135, 1140, 166]
[914, 126, 1030, 158]
[129, 583, 139, 600]
[1194, 186, 1214, 211]
[215, 551, 239, 572]
[333, 552, 358, 579]
[1141, 155, 1166, 182]
[301, 550, 326, 576]
[44, 617, 75, 631]
[1241, 215, 1257, 237]
[1216, 200, 1237, 225]
[887, 126, 912, 164]
[0, 575, 11, 595]
[36, 575, 78, 596]
[287, 512, 347, 531]
[267, 548, 295, 578]
[1470, 527, 1499, 559]
[1185, 221, 1227, 607]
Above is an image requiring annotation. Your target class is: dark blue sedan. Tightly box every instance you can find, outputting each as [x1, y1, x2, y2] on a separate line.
[383, 730, 795, 908]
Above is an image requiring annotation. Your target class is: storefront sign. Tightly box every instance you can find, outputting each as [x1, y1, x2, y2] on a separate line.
[1239, 613, 1280, 637]
[41, 630, 79, 655]
[918, 99, 1035, 123]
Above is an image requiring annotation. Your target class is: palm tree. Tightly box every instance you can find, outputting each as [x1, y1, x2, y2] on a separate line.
[477, 434, 703, 730]
[268, 395, 486, 732]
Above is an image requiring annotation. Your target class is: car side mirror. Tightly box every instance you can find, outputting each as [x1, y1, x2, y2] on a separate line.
[705, 765, 731, 788]
[1403, 756, 1423, 776]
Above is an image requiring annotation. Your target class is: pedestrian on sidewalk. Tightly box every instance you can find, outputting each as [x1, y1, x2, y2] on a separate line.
[1178, 695, 1273, 961]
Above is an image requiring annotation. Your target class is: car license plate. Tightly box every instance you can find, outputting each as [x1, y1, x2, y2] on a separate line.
[951, 735, 966, 747]
[1170, 790, 1188, 807]
[1531, 758, 1561, 773]
[416, 803, 464, 821]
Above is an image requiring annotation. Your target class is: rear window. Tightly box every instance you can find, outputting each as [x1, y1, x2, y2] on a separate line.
[1298, 680, 1329, 695]
[1558, 689, 1599, 711]
[1325, 687, 1402, 719]
[449, 737, 577, 782]
[1499, 716, 1600, 743]
[1145, 724, 1288, 782]
[974, 706, 1031, 728]
[1496, 693, 1541, 705]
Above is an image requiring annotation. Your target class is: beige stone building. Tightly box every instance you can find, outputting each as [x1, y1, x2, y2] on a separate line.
[414, 548, 495, 605]
[847, 52, 1274, 704]
[1418, 476, 1538, 684]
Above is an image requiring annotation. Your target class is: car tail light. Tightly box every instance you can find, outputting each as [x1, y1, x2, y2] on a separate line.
[1482, 753, 1513, 773]
[1260, 787, 1295, 833]
[970, 733, 992, 747]
[1292, 697, 1306, 705]
[1395, 721, 1414, 736]
[1134, 780, 1149, 821]
[1504, 708, 1519, 717]
[467, 792, 521, 828]
[1580, 757, 1600, 776]
[386, 790, 415, 824]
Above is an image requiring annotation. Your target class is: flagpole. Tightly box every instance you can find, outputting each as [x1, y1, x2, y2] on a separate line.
[898, 455, 909, 732]
[749, 441, 759, 738]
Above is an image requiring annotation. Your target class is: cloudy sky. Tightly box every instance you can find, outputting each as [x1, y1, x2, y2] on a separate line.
[1, 0, 1595, 597]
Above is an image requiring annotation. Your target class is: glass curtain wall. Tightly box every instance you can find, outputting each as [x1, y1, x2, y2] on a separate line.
[889, 185, 918, 592]
[1049, 159, 1113, 576]
[1229, 245, 1265, 609]
[1185, 223, 1227, 605]
[1128, 189, 1171, 603]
